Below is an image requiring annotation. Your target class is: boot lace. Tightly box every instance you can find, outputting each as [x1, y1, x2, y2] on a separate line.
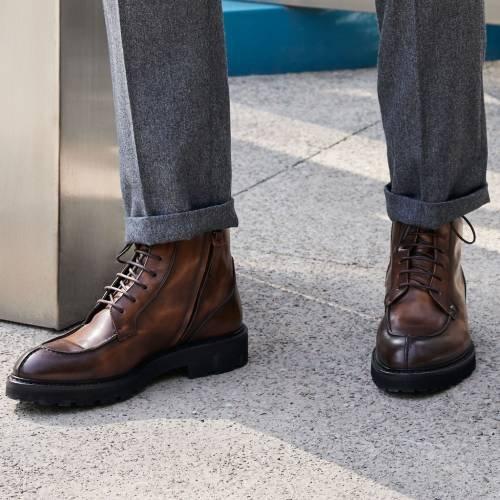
[397, 216, 476, 294]
[97, 244, 162, 314]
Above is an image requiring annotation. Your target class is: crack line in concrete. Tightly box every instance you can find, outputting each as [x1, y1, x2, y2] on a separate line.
[233, 119, 382, 198]
[238, 248, 379, 270]
[237, 271, 378, 321]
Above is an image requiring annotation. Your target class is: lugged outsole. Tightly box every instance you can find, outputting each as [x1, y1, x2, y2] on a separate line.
[371, 345, 476, 394]
[6, 326, 248, 407]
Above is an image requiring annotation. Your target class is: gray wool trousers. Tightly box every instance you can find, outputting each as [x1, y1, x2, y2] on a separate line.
[103, 0, 489, 245]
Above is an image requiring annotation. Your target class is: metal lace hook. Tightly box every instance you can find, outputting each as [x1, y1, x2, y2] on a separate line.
[116, 243, 133, 264]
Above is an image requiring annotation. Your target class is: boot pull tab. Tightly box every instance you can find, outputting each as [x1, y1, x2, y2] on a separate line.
[211, 230, 226, 247]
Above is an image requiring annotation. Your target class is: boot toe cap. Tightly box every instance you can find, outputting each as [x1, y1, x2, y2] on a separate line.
[375, 327, 408, 370]
[376, 320, 471, 371]
[12, 347, 71, 382]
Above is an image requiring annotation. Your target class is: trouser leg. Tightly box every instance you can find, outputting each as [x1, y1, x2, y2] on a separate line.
[102, 0, 237, 245]
[376, 0, 489, 228]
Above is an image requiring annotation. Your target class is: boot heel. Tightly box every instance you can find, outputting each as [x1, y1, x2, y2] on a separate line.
[187, 326, 248, 379]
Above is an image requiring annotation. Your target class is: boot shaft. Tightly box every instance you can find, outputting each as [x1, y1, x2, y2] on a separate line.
[385, 220, 466, 322]
[111, 229, 243, 346]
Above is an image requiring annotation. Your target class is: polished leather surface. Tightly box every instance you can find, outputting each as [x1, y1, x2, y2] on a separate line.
[376, 220, 472, 370]
[12, 230, 243, 382]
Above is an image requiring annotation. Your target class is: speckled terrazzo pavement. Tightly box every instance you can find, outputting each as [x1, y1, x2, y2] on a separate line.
[1, 65, 499, 499]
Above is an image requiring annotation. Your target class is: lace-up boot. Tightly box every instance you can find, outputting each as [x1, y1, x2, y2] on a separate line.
[372, 219, 476, 393]
[6, 230, 247, 406]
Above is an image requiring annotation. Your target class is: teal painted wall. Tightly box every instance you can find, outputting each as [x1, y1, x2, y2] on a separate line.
[223, 1, 500, 76]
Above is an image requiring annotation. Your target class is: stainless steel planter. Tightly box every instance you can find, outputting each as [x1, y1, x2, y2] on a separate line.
[0, 0, 123, 329]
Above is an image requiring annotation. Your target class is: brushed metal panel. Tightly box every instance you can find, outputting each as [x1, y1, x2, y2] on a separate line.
[0, 0, 60, 327]
[59, 0, 124, 329]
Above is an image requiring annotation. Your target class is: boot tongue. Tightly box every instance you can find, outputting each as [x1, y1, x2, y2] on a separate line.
[403, 227, 436, 288]
[390, 226, 446, 336]
[107, 246, 148, 305]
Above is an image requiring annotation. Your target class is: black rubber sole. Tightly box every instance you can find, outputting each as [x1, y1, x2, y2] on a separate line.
[6, 326, 248, 407]
[371, 345, 476, 394]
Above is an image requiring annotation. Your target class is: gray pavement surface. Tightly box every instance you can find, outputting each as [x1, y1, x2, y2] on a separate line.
[1, 65, 499, 500]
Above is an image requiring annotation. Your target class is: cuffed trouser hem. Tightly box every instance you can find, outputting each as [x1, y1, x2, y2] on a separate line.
[385, 184, 490, 229]
[125, 199, 239, 245]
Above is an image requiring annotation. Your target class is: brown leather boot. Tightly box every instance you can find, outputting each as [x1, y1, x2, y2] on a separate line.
[6, 230, 247, 406]
[372, 219, 476, 393]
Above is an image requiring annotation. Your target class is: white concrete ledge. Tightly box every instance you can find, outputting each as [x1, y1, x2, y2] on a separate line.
[244, 0, 500, 24]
